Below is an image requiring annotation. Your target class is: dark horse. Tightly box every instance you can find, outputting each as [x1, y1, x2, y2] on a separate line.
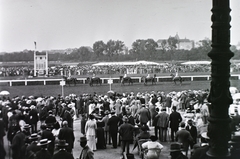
[86, 77, 101, 86]
[63, 76, 77, 86]
[120, 76, 133, 85]
[141, 74, 156, 85]
[170, 73, 183, 85]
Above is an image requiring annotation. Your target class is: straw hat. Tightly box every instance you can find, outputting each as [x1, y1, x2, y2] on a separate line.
[56, 140, 69, 148]
[37, 139, 51, 146]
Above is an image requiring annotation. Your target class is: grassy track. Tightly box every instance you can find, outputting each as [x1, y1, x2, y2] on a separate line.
[1, 80, 239, 98]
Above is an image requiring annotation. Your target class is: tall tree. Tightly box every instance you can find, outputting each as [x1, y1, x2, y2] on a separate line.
[93, 41, 106, 57]
[167, 37, 179, 50]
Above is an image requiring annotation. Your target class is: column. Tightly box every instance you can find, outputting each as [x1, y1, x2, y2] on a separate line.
[207, 0, 234, 158]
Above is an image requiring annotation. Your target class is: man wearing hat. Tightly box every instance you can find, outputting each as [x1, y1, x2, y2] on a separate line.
[119, 116, 135, 154]
[169, 106, 182, 142]
[58, 121, 75, 153]
[45, 110, 57, 128]
[78, 136, 94, 159]
[137, 104, 151, 126]
[175, 122, 193, 157]
[52, 140, 74, 159]
[26, 133, 41, 155]
[41, 124, 55, 155]
[101, 110, 110, 144]
[107, 110, 121, 148]
[186, 119, 197, 149]
[29, 105, 39, 133]
[35, 139, 52, 159]
[156, 108, 169, 142]
[11, 125, 26, 159]
[170, 143, 188, 159]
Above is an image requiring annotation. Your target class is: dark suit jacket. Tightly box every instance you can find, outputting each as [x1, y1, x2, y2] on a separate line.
[52, 149, 74, 159]
[186, 125, 198, 143]
[58, 127, 75, 149]
[137, 107, 151, 124]
[176, 129, 193, 150]
[119, 123, 134, 141]
[169, 111, 182, 130]
[107, 115, 121, 133]
[157, 111, 169, 128]
[29, 109, 39, 124]
[79, 145, 94, 159]
[35, 149, 52, 159]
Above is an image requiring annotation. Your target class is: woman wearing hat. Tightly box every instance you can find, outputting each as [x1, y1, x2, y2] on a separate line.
[52, 140, 74, 159]
[85, 114, 97, 151]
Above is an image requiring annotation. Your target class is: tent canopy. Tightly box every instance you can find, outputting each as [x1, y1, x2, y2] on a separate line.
[92, 60, 161, 66]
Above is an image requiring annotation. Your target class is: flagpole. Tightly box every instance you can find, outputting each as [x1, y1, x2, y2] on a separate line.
[34, 41, 37, 76]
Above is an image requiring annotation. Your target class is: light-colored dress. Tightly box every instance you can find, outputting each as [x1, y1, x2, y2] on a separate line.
[85, 119, 97, 151]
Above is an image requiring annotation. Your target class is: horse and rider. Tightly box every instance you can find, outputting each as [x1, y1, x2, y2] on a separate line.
[120, 74, 133, 85]
[170, 69, 183, 85]
[86, 74, 101, 86]
[62, 76, 77, 86]
[141, 74, 156, 85]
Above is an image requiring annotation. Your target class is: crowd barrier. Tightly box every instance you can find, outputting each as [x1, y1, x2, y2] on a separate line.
[0, 74, 239, 86]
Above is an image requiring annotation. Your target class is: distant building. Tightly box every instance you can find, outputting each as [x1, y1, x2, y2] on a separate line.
[157, 33, 195, 50]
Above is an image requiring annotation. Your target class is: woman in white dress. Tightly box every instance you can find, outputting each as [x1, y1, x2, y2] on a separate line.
[85, 114, 97, 151]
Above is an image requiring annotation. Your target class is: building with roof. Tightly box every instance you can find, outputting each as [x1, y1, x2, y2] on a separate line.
[157, 33, 195, 50]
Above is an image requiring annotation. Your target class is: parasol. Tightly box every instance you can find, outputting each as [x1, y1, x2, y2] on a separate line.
[0, 90, 10, 96]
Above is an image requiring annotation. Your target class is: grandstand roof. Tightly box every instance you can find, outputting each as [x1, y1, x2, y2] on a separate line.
[92, 60, 161, 66]
[181, 61, 211, 65]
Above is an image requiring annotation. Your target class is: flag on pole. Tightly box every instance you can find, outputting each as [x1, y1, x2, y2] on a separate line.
[34, 41, 37, 49]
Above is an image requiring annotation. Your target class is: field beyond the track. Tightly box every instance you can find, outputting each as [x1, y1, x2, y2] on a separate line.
[1, 80, 239, 98]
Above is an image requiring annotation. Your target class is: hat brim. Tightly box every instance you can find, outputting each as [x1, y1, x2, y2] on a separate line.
[56, 143, 69, 147]
[37, 140, 51, 146]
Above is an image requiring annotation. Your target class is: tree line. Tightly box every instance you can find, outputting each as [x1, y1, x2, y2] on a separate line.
[0, 38, 239, 63]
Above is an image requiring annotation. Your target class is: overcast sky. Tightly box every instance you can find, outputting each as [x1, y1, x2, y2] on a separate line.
[0, 0, 239, 52]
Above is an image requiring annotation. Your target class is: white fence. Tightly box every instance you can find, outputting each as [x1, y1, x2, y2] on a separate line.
[0, 74, 239, 86]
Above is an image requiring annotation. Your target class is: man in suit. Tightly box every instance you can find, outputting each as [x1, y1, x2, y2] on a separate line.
[119, 116, 135, 154]
[11, 126, 26, 159]
[29, 105, 39, 133]
[52, 140, 74, 159]
[186, 119, 198, 149]
[35, 139, 52, 159]
[41, 124, 55, 155]
[107, 110, 121, 148]
[58, 121, 75, 153]
[169, 106, 182, 142]
[79, 136, 94, 159]
[26, 133, 41, 157]
[176, 122, 193, 157]
[137, 105, 151, 126]
[156, 108, 169, 142]
[0, 116, 6, 146]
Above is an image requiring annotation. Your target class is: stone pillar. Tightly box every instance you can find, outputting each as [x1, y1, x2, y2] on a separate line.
[207, 0, 234, 158]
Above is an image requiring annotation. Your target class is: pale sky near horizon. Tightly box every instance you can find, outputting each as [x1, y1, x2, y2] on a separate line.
[0, 0, 239, 52]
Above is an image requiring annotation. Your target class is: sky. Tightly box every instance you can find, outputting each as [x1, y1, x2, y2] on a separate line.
[0, 0, 240, 52]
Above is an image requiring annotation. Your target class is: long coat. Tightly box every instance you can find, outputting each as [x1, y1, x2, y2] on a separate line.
[119, 123, 134, 141]
[11, 131, 26, 159]
[156, 111, 169, 128]
[137, 107, 151, 124]
[52, 149, 74, 159]
[58, 127, 75, 150]
[169, 111, 182, 130]
[175, 129, 193, 151]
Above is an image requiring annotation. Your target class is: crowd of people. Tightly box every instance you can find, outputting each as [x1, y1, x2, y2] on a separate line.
[0, 62, 216, 77]
[0, 89, 240, 159]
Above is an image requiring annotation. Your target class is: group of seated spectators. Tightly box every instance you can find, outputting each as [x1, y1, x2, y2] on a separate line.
[0, 88, 240, 159]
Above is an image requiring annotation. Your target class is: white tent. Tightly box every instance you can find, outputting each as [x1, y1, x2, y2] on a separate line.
[181, 61, 211, 65]
[92, 60, 160, 66]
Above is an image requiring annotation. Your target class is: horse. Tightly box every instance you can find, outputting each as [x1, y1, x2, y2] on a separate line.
[170, 73, 183, 85]
[120, 76, 133, 85]
[141, 74, 156, 85]
[63, 76, 77, 86]
[86, 77, 102, 86]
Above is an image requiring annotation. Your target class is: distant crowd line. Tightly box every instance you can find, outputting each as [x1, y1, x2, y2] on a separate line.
[0, 63, 214, 77]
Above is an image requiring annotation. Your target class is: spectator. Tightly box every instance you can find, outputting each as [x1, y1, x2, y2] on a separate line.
[78, 136, 94, 159]
[52, 140, 74, 159]
[156, 108, 169, 142]
[169, 143, 188, 159]
[169, 106, 182, 142]
[85, 114, 97, 151]
[35, 139, 52, 159]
